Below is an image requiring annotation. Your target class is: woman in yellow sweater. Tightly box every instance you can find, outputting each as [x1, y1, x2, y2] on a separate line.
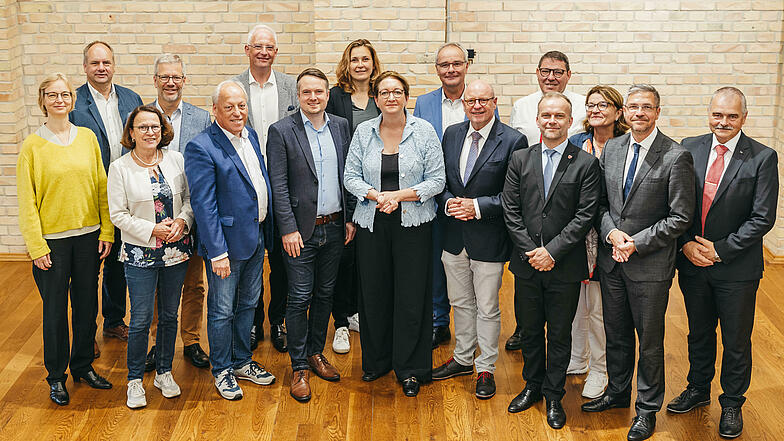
[16, 73, 114, 406]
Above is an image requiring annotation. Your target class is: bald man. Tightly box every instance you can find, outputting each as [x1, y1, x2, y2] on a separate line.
[432, 80, 527, 400]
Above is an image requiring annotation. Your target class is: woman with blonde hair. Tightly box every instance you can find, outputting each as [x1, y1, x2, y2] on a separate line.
[17, 72, 114, 405]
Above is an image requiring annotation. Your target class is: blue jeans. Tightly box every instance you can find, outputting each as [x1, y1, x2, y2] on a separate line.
[125, 262, 188, 381]
[283, 221, 344, 371]
[205, 232, 265, 376]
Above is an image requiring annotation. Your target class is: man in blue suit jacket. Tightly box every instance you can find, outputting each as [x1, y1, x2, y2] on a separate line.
[69, 41, 143, 350]
[432, 80, 527, 400]
[184, 80, 276, 400]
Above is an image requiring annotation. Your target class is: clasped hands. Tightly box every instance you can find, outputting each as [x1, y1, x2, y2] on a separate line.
[152, 217, 187, 243]
[446, 198, 476, 221]
[608, 230, 637, 262]
[682, 236, 718, 267]
[526, 247, 554, 271]
[370, 189, 401, 214]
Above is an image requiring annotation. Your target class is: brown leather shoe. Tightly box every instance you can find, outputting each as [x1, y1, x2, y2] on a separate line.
[93, 340, 101, 359]
[103, 324, 129, 341]
[307, 353, 340, 382]
[290, 370, 311, 402]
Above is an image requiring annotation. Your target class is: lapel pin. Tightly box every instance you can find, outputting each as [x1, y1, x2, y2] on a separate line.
[568, 154, 573, 159]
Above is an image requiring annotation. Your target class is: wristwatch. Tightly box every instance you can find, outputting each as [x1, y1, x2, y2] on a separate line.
[713, 251, 722, 263]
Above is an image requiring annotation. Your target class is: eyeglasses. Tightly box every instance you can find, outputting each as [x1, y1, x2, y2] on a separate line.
[378, 89, 405, 100]
[156, 75, 184, 84]
[538, 68, 566, 79]
[134, 125, 162, 133]
[436, 61, 466, 70]
[44, 92, 72, 101]
[464, 97, 494, 107]
[625, 104, 658, 113]
[248, 44, 276, 52]
[586, 101, 613, 111]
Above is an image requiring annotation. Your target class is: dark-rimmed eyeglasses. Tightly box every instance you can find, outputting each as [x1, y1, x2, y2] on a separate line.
[538, 68, 566, 79]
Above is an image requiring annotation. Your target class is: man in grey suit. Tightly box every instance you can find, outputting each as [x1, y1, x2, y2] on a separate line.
[581, 84, 695, 441]
[233, 24, 299, 354]
[144, 54, 212, 371]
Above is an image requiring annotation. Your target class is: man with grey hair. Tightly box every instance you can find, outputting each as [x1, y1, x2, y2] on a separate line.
[184, 80, 276, 400]
[582, 84, 695, 441]
[143, 54, 212, 371]
[667, 87, 778, 439]
[233, 24, 299, 354]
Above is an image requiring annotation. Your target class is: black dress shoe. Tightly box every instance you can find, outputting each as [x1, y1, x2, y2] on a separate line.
[581, 393, 631, 412]
[250, 326, 260, 351]
[145, 346, 156, 372]
[719, 406, 743, 438]
[627, 414, 656, 441]
[508, 387, 542, 413]
[667, 387, 710, 413]
[475, 372, 495, 399]
[546, 399, 566, 429]
[432, 357, 473, 380]
[505, 328, 522, 351]
[73, 369, 112, 389]
[270, 324, 288, 353]
[183, 343, 210, 368]
[361, 370, 390, 382]
[431, 326, 451, 349]
[49, 382, 69, 406]
[402, 377, 420, 397]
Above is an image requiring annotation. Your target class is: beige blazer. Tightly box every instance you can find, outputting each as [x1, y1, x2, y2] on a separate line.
[107, 149, 194, 247]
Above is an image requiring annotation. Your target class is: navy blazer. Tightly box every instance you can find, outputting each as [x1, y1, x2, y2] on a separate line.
[184, 122, 274, 261]
[70, 83, 143, 170]
[267, 111, 355, 242]
[413, 87, 499, 141]
[677, 132, 778, 281]
[437, 119, 528, 262]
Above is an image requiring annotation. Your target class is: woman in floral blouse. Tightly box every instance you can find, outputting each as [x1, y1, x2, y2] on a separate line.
[107, 105, 194, 409]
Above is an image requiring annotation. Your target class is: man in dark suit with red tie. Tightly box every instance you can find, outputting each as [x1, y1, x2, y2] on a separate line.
[667, 87, 778, 439]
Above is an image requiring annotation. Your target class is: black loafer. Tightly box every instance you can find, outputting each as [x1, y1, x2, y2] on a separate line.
[250, 325, 261, 351]
[73, 369, 112, 389]
[49, 381, 69, 406]
[475, 372, 495, 399]
[505, 328, 522, 351]
[719, 406, 743, 438]
[508, 387, 542, 413]
[402, 377, 420, 397]
[145, 346, 156, 372]
[666, 387, 710, 413]
[362, 370, 390, 382]
[581, 393, 631, 412]
[547, 399, 566, 429]
[627, 414, 656, 441]
[431, 326, 451, 349]
[183, 343, 210, 368]
[270, 324, 288, 353]
[432, 357, 473, 380]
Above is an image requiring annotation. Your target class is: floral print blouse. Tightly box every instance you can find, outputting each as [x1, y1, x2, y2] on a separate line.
[119, 169, 192, 267]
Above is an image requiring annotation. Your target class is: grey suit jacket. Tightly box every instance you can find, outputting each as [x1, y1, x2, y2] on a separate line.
[597, 130, 695, 282]
[148, 100, 211, 152]
[232, 69, 298, 130]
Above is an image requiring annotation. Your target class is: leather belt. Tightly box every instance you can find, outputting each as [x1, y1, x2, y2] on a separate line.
[314, 212, 341, 226]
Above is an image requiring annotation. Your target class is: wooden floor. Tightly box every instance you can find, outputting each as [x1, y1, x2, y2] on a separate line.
[1, 261, 784, 441]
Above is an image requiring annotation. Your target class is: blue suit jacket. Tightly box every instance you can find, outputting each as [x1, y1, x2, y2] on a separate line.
[184, 122, 274, 261]
[70, 83, 143, 170]
[413, 87, 500, 141]
[437, 119, 528, 262]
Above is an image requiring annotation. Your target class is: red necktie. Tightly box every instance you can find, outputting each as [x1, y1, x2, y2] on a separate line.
[701, 144, 728, 235]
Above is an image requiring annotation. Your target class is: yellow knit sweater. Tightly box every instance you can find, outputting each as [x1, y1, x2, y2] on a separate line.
[17, 126, 114, 260]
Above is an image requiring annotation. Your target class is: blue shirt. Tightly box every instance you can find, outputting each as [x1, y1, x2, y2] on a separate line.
[301, 110, 341, 216]
[541, 139, 568, 183]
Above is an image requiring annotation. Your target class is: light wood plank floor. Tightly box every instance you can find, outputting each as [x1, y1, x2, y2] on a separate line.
[1, 260, 783, 441]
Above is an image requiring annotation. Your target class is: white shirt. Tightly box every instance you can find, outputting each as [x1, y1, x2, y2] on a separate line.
[441, 88, 465, 135]
[445, 117, 495, 220]
[248, 69, 279, 163]
[155, 100, 183, 152]
[509, 89, 587, 147]
[87, 83, 124, 163]
[623, 127, 658, 184]
[707, 132, 740, 186]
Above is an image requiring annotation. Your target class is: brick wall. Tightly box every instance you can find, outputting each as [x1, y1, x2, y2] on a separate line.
[3, 0, 784, 256]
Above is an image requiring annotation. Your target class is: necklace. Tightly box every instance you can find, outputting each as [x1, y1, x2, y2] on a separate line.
[132, 149, 160, 167]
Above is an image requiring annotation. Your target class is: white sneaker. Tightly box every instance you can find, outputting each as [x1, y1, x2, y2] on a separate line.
[566, 359, 589, 375]
[214, 369, 243, 400]
[582, 370, 608, 399]
[235, 361, 276, 385]
[126, 379, 147, 409]
[332, 327, 350, 354]
[154, 371, 181, 398]
[347, 313, 360, 332]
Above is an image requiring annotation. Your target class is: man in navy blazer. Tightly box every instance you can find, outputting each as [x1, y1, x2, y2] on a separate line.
[432, 80, 527, 400]
[69, 41, 143, 351]
[667, 87, 778, 439]
[184, 80, 276, 400]
[267, 68, 355, 402]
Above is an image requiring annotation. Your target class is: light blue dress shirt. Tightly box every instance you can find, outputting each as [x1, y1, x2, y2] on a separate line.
[541, 139, 568, 194]
[302, 110, 341, 216]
